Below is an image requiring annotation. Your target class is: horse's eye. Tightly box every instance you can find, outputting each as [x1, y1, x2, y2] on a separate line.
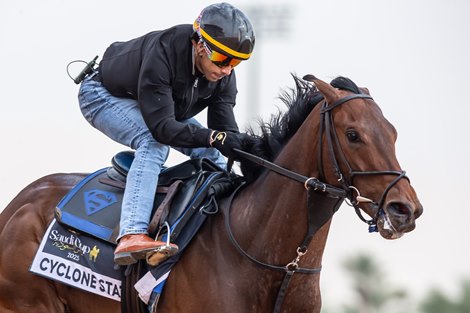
[346, 130, 360, 142]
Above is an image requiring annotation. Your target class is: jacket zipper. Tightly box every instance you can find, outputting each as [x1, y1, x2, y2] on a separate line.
[182, 77, 198, 118]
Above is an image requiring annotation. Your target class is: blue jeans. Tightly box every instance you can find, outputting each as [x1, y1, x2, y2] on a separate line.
[78, 75, 226, 239]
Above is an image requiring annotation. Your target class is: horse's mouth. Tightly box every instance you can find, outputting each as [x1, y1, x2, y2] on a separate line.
[376, 212, 404, 240]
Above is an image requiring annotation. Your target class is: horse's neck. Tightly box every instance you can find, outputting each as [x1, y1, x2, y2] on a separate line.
[233, 109, 330, 267]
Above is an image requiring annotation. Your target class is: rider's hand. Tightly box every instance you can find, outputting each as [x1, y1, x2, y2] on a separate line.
[209, 131, 246, 158]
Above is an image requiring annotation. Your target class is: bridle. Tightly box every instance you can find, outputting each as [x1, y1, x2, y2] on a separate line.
[226, 91, 410, 313]
[318, 94, 409, 232]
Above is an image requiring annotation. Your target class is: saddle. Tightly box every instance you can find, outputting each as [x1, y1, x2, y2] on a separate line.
[55, 151, 236, 244]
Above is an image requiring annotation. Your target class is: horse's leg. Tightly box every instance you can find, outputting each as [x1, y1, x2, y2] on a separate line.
[0, 198, 67, 312]
[55, 284, 120, 313]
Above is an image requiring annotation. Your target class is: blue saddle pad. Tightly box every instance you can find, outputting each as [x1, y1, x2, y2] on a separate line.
[56, 168, 122, 243]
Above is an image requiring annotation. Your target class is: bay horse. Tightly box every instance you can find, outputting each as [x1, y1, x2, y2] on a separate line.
[0, 75, 422, 313]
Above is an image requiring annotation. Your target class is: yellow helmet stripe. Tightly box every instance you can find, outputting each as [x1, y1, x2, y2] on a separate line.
[194, 21, 251, 60]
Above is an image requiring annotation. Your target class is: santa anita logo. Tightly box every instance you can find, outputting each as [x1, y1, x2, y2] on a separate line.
[49, 229, 92, 258]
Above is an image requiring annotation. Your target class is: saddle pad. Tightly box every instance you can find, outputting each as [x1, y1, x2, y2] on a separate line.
[55, 168, 123, 243]
[30, 219, 123, 301]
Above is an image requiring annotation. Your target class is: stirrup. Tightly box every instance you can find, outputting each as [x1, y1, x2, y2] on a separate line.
[146, 222, 177, 266]
[155, 221, 172, 246]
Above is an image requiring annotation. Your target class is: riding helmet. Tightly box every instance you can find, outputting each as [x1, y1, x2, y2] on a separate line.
[193, 2, 255, 60]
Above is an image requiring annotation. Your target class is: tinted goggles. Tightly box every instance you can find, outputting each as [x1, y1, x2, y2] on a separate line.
[202, 41, 242, 68]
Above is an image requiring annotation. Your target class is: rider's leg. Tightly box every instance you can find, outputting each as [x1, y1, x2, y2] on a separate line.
[78, 76, 178, 265]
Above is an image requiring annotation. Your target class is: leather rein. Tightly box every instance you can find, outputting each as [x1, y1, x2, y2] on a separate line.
[225, 93, 409, 312]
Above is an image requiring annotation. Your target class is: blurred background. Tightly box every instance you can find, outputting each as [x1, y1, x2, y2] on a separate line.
[1, 0, 469, 311]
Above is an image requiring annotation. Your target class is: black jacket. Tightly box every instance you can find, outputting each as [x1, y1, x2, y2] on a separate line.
[99, 24, 239, 148]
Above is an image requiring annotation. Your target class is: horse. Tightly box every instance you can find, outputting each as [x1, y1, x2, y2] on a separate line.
[0, 75, 423, 313]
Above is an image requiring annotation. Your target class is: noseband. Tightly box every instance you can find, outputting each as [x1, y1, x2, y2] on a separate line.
[318, 93, 409, 231]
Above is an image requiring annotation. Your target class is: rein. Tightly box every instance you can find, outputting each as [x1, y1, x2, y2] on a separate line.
[233, 149, 347, 198]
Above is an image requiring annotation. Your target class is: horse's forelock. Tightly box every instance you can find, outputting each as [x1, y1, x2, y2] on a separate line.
[330, 76, 361, 94]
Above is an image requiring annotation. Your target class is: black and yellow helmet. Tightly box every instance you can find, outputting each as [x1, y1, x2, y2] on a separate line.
[193, 2, 255, 61]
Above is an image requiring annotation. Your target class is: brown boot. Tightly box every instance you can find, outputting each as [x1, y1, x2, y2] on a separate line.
[114, 234, 178, 266]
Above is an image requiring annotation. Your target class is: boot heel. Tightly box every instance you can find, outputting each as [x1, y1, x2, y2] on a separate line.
[114, 252, 138, 266]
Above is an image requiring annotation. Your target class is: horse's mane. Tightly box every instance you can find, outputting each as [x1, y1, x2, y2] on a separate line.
[239, 74, 361, 182]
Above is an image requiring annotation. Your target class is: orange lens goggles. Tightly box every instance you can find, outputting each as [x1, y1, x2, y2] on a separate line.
[203, 41, 242, 68]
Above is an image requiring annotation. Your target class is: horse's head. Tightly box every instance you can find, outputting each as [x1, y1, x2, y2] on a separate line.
[304, 74, 423, 239]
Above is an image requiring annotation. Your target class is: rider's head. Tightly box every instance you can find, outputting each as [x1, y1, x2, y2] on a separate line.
[192, 2, 255, 68]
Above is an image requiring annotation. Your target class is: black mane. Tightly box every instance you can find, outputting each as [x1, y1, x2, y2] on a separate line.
[239, 75, 361, 182]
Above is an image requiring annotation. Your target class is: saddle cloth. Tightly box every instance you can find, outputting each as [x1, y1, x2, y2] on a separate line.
[30, 219, 123, 301]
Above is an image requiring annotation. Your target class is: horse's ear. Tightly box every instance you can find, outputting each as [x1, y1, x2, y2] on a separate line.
[360, 87, 371, 96]
[303, 74, 317, 82]
[303, 74, 340, 104]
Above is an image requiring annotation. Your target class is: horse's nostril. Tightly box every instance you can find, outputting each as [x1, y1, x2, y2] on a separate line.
[414, 204, 424, 219]
[388, 202, 411, 216]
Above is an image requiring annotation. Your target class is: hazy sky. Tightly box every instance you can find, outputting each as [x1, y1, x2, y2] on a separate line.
[1, 0, 469, 309]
